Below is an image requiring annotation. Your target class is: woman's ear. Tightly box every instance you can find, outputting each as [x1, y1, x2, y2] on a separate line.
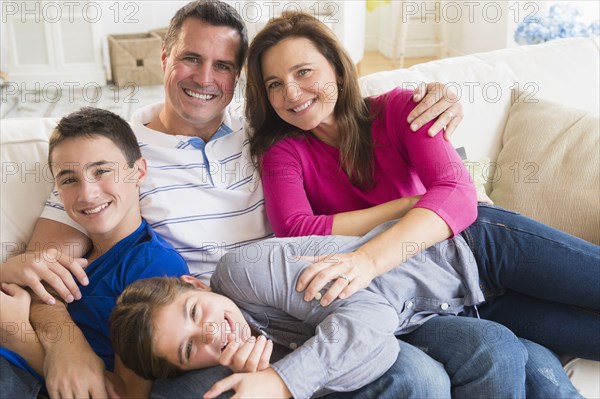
[180, 275, 210, 291]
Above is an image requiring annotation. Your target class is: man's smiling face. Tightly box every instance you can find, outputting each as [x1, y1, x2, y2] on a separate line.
[161, 17, 241, 137]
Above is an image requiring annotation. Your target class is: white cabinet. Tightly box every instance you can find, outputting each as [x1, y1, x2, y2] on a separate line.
[3, 1, 106, 87]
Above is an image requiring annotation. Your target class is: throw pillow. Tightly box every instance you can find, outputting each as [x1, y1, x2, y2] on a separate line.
[489, 91, 599, 245]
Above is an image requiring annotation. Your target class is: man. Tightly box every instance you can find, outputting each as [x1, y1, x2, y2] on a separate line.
[1, 1, 463, 397]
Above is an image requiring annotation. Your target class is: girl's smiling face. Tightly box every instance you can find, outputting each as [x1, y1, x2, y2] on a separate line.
[151, 277, 250, 371]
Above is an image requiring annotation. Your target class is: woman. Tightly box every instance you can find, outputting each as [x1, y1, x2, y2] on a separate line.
[246, 9, 599, 380]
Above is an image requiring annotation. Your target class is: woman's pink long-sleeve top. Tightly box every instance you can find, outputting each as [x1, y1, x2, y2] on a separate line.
[260, 88, 478, 237]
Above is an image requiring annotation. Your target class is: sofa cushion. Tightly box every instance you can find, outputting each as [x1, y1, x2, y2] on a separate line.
[489, 92, 600, 244]
[1, 118, 58, 262]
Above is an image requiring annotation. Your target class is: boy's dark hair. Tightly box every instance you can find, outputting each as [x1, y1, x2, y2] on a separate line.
[48, 107, 141, 169]
[164, 0, 248, 72]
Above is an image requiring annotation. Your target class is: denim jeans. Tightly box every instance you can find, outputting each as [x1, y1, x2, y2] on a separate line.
[323, 339, 450, 399]
[0, 357, 41, 399]
[521, 338, 585, 399]
[401, 316, 583, 399]
[152, 317, 581, 399]
[462, 204, 600, 360]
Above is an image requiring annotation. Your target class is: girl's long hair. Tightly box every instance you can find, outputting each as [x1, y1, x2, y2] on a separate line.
[246, 12, 375, 188]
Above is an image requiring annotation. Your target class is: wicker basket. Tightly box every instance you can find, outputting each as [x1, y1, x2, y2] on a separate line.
[150, 27, 168, 42]
[108, 33, 163, 87]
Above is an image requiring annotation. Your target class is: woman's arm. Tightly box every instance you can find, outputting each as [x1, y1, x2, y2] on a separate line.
[298, 208, 453, 306]
[331, 196, 421, 236]
[298, 90, 477, 305]
[261, 142, 421, 237]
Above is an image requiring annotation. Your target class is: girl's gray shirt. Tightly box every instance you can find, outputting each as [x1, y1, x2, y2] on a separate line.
[211, 220, 484, 398]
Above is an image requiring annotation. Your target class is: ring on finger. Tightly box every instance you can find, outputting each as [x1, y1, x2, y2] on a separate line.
[446, 110, 455, 118]
[338, 274, 351, 283]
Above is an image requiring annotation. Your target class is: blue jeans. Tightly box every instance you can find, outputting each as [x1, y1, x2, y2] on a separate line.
[151, 318, 580, 399]
[323, 340, 450, 399]
[462, 204, 600, 360]
[521, 338, 585, 399]
[401, 316, 583, 399]
[0, 357, 41, 399]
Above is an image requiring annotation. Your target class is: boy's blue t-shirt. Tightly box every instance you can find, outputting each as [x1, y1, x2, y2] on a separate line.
[68, 218, 189, 371]
[1, 218, 189, 377]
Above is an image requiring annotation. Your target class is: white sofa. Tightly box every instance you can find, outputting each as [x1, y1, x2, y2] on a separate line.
[1, 37, 598, 396]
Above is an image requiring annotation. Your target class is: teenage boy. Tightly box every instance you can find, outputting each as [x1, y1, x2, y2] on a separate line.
[1, 1, 464, 396]
[0, 107, 189, 398]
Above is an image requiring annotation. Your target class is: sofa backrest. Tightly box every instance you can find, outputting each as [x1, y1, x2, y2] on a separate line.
[2, 37, 598, 262]
[358, 37, 600, 162]
[1, 118, 57, 261]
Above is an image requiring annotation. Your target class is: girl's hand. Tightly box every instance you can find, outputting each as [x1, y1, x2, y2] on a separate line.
[219, 334, 273, 373]
[204, 368, 291, 399]
[296, 251, 378, 307]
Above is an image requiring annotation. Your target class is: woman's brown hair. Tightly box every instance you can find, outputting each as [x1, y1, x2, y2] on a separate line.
[246, 12, 375, 188]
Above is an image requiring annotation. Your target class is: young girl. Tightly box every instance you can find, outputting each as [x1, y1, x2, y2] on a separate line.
[245, 12, 599, 363]
[111, 227, 584, 398]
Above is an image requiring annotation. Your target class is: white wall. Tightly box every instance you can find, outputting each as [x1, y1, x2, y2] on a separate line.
[98, 0, 366, 72]
[366, 0, 599, 59]
[366, 1, 442, 58]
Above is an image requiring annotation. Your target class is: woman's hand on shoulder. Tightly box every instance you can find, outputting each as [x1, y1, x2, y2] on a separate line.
[408, 82, 463, 140]
[296, 251, 378, 307]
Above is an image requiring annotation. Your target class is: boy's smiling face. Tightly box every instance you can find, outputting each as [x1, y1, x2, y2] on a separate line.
[51, 135, 146, 248]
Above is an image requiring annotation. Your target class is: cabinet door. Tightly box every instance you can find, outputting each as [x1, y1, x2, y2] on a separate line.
[4, 0, 106, 87]
[6, 11, 54, 74]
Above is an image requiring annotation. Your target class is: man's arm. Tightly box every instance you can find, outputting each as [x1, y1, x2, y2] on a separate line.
[29, 293, 108, 398]
[1, 218, 90, 304]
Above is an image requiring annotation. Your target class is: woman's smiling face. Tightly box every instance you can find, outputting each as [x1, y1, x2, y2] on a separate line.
[261, 37, 339, 133]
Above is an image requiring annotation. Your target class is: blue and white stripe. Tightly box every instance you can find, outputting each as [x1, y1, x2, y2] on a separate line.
[41, 102, 272, 283]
